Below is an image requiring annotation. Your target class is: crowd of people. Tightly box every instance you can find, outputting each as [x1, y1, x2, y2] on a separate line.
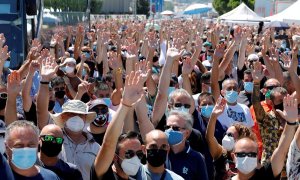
[0, 18, 300, 180]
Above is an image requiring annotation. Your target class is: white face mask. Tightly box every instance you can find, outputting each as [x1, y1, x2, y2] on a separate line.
[222, 135, 235, 151]
[65, 116, 85, 132]
[65, 66, 75, 74]
[0, 137, 5, 154]
[121, 156, 141, 176]
[236, 156, 257, 174]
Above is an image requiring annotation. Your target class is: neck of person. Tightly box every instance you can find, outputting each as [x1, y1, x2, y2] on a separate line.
[171, 141, 186, 154]
[235, 171, 255, 180]
[39, 152, 59, 166]
[10, 163, 39, 177]
[65, 128, 86, 144]
[89, 123, 106, 134]
[147, 163, 165, 174]
[112, 163, 129, 179]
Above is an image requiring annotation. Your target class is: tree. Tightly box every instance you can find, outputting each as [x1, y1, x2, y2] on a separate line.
[137, 0, 150, 16]
[213, 0, 255, 15]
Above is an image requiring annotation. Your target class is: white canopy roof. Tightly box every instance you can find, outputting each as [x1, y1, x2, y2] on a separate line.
[220, 3, 264, 21]
[265, 0, 300, 24]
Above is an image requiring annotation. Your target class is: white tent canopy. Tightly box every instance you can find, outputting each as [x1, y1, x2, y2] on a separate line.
[220, 3, 264, 22]
[265, 0, 300, 24]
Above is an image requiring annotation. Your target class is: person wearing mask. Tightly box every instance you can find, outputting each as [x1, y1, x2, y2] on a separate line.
[5, 120, 59, 179]
[50, 76, 69, 114]
[49, 100, 100, 180]
[91, 70, 148, 179]
[39, 124, 83, 180]
[238, 69, 254, 107]
[252, 61, 288, 166]
[217, 78, 254, 128]
[206, 97, 255, 179]
[0, 120, 6, 155]
[87, 98, 115, 145]
[231, 94, 297, 179]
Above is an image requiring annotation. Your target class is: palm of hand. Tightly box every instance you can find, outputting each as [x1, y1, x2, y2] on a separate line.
[0, 45, 10, 61]
[167, 48, 179, 59]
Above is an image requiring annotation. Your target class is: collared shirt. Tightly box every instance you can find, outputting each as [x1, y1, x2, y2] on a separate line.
[53, 97, 69, 113]
[59, 130, 100, 180]
[166, 144, 209, 180]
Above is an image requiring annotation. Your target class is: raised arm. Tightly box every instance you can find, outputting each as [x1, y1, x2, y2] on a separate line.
[152, 48, 180, 127]
[211, 44, 225, 101]
[206, 98, 226, 160]
[4, 71, 21, 125]
[93, 71, 145, 178]
[271, 95, 298, 177]
[37, 50, 58, 130]
[251, 61, 266, 122]
[0, 44, 10, 84]
[237, 28, 247, 70]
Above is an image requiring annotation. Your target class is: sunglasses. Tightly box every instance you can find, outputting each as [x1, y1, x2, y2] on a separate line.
[225, 132, 234, 137]
[40, 135, 64, 144]
[174, 103, 191, 109]
[93, 106, 109, 114]
[235, 152, 257, 158]
[54, 87, 65, 92]
[164, 125, 185, 131]
[0, 133, 5, 138]
[124, 150, 144, 160]
[0, 92, 7, 99]
[266, 85, 279, 90]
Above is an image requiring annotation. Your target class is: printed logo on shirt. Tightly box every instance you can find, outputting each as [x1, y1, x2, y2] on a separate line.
[227, 108, 246, 123]
[182, 167, 189, 175]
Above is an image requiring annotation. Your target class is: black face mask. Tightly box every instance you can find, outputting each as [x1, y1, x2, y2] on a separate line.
[146, 149, 167, 167]
[274, 102, 284, 111]
[41, 141, 62, 157]
[81, 93, 91, 103]
[0, 98, 6, 110]
[55, 90, 65, 99]
[48, 100, 55, 111]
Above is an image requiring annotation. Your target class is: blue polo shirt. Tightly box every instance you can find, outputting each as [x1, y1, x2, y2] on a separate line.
[166, 144, 209, 180]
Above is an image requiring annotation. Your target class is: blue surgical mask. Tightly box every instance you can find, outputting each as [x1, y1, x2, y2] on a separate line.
[207, 55, 212, 61]
[4, 61, 10, 68]
[165, 128, 183, 145]
[82, 69, 87, 77]
[201, 105, 214, 118]
[11, 147, 37, 170]
[102, 98, 111, 107]
[84, 52, 91, 59]
[225, 90, 238, 103]
[244, 82, 253, 93]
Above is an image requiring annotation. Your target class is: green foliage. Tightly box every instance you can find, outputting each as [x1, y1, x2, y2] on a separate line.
[213, 0, 255, 15]
[164, 1, 174, 11]
[137, 0, 150, 16]
[91, 0, 103, 14]
[44, 0, 103, 12]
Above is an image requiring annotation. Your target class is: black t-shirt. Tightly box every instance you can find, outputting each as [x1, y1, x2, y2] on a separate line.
[90, 163, 128, 180]
[91, 132, 105, 146]
[249, 162, 280, 180]
[24, 102, 37, 126]
[0, 153, 14, 180]
[13, 166, 60, 180]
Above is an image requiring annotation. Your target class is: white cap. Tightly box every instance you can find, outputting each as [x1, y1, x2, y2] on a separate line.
[247, 54, 259, 61]
[62, 57, 76, 65]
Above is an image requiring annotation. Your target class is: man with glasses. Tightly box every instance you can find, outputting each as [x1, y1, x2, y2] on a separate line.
[39, 124, 82, 180]
[50, 77, 69, 113]
[5, 120, 59, 179]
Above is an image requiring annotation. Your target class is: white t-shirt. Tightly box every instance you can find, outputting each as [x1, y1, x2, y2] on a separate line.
[218, 103, 254, 128]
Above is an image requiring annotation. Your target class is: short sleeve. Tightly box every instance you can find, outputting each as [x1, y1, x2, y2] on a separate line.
[287, 138, 300, 179]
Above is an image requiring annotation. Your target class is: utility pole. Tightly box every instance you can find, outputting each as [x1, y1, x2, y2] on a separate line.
[87, 0, 91, 31]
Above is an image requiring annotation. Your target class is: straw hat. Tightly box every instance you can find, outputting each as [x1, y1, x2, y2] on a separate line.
[50, 100, 96, 128]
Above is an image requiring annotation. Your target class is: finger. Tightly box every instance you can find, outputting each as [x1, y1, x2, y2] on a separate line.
[276, 109, 285, 119]
[128, 71, 135, 86]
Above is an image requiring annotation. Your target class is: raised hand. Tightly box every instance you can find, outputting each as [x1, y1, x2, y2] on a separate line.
[0, 45, 10, 62]
[122, 71, 145, 107]
[213, 44, 225, 61]
[108, 52, 122, 70]
[135, 60, 151, 84]
[194, 36, 203, 49]
[251, 61, 264, 83]
[0, 33, 6, 48]
[276, 95, 298, 124]
[182, 57, 194, 75]
[166, 48, 180, 63]
[77, 81, 90, 95]
[40, 56, 58, 82]
[29, 60, 41, 74]
[212, 98, 226, 117]
[7, 71, 21, 97]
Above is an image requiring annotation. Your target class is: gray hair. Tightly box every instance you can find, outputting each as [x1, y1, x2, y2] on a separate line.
[270, 87, 288, 101]
[222, 78, 238, 90]
[168, 88, 191, 105]
[5, 120, 40, 141]
[168, 110, 194, 131]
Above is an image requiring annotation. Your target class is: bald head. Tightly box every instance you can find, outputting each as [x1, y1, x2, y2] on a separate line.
[145, 130, 167, 144]
[40, 124, 63, 138]
[264, 78, 280, 88]
[234, 137, 258, 154]
[145, 130, 169, 150]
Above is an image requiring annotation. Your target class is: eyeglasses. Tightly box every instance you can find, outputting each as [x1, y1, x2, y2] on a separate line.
[124, 150, 144, 160]
[54, 87, 65, 92]
[0, 92, 7, 99]
[235, 152, 257, 158]
[92, 106, 108, 114]
[40, 135, 64, 144]
[164, 125, 185, 131]
[0, 133, 5, 138]
[266, 85, 279, 90]
[173, 103, 191, 109]
[225, 132, 234, 137]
